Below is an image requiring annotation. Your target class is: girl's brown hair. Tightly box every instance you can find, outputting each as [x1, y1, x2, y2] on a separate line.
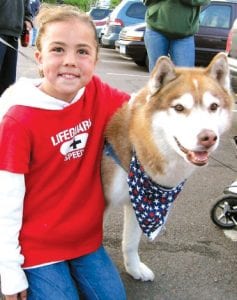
[35, 4, 99, 57]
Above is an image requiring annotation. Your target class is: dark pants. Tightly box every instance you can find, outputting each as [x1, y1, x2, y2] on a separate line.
[0, 35, 18, 96]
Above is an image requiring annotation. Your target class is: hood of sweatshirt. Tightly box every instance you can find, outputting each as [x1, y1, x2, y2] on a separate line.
[0, 77, 85, 121]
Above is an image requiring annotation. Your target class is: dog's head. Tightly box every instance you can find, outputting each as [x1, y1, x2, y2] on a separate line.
[135, 53, 233, 167]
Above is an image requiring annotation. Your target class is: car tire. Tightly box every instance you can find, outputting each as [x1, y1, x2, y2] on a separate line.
[145, 54, 149, 70]
[134, 54, 149, 70]
[134, 59, 146, 67]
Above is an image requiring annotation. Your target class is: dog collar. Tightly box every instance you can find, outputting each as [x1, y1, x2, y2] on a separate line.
[127, 154, 186, 240]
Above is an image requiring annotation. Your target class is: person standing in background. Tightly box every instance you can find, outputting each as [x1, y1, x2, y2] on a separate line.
[30, 0, 41, 46]
[0, 0, 33, 96]
[144, 0, 210, 72]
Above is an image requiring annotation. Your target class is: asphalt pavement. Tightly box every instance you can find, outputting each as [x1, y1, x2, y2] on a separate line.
[0, 45, 237, 300]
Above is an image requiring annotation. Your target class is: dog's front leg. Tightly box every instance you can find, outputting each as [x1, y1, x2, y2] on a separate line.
[122, 204, 155, 281]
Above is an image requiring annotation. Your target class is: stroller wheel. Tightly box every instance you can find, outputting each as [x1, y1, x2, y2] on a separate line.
[210, 195, 237, 229]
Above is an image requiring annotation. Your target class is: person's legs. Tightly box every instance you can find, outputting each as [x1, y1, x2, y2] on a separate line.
[0, 38, 7, 66]
[0, 37, 7, 95]
[170, 35, 195, 67]
[24, 262, 79, 300]
[144, 27, 169, 72]
[0, 35, 18, 95]
[70, 245, 126, 300]
[31, 27, 38, 46]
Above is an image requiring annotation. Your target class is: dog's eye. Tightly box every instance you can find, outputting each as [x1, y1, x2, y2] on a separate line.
[173, 104, 185, 112]
[210, 103, 219, 111]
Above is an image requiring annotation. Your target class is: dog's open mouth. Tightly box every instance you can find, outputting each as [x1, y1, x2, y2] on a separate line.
[174, 137, 209, 166]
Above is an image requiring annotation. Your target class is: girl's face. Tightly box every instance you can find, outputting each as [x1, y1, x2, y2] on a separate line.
[35, 18, 98, 102]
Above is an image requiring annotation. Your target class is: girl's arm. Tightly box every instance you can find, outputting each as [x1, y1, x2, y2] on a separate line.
[0, 171, 28, 296]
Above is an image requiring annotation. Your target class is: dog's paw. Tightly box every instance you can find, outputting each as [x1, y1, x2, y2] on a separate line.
[126, 262, 155, 281]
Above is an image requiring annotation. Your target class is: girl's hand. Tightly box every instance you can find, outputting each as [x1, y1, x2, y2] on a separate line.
[5, 290, 27, 300]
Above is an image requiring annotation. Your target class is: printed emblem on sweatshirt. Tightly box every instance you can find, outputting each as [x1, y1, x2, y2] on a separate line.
[50, 119, 91, 161]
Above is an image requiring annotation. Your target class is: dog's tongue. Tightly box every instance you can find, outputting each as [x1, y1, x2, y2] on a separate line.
[187, 150, 209, 166]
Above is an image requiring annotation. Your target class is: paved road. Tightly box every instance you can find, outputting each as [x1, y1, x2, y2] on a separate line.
[1, 46, 237, 300]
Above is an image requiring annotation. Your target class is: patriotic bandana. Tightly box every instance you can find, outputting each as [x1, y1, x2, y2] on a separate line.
[127, 154, 186, 241]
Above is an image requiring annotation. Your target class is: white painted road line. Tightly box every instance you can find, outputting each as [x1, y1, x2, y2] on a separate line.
[224, 229, 237, 241]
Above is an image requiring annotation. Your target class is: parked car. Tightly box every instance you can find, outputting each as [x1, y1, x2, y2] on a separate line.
[115, 22, 146, 66]
[116, 0, 237, 69]
[195, 0, 237, 66]
[226, 18, 237, 93]
[87, 7, 112, 42]
[101, 0, 147, 48]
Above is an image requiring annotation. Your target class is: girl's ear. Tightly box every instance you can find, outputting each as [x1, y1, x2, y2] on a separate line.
[34, 50, 42, 64]
[34, 51, 44, 77]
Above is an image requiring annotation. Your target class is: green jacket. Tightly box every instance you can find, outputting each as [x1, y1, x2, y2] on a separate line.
[145, 0, 210, 39]
[0, 0, 33, 38]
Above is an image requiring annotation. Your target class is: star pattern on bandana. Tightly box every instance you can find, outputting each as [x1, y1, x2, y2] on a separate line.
[127, 154, 185, 240]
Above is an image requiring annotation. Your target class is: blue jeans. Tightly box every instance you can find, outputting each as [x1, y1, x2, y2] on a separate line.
[0, 35, 18, 96]
[24, 246, 126, 300]
[144, 27, 195, 72]
[31, 27, 38, 46]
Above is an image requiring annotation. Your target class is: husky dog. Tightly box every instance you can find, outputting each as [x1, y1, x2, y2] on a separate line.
[102, 53, 233, 281]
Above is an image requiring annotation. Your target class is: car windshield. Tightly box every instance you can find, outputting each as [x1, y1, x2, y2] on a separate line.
[89, 8, 111, 20]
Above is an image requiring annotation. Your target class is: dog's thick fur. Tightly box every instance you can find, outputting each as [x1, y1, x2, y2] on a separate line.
[101, 53, 233, 281]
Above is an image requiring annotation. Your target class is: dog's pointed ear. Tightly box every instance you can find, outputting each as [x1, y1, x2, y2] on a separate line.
[206, 52, 230, 91]
[148, 56, 177, 96]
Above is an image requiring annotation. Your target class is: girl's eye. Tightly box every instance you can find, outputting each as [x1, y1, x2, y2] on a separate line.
[52, 47, 63, 53]
[78, 49, 89, 55]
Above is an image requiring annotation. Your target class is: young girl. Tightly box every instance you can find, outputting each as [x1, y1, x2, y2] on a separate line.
[0, 4, 129, 300]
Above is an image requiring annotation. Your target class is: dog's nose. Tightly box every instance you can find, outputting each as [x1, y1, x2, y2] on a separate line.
[198, 130, 217, 148]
